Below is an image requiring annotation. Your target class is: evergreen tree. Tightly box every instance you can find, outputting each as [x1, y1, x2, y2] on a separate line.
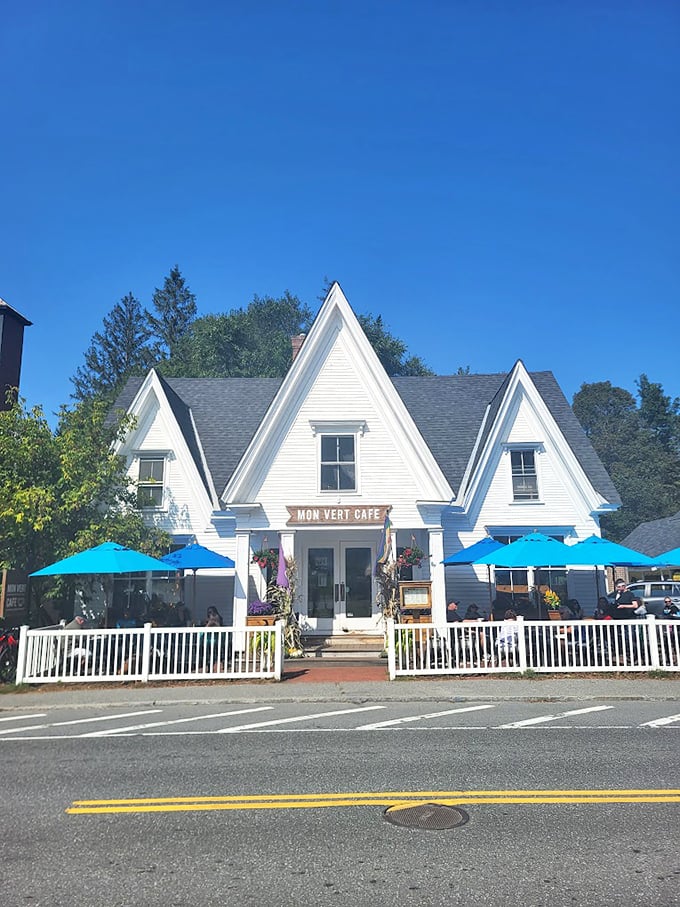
[71, 293, 154, 401]
[636, 373, 680, 455]
[573, 379, 680, 541]
[147, 265, 197, 358]
[357, 313, 434, 376]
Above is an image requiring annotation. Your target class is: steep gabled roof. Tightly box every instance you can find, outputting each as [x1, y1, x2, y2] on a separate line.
[114, 367, 619, 509]
[621, 511, 680, 556]
[111, 375, 282, 500]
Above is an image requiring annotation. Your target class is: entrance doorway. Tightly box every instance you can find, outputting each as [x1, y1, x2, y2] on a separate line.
[304, 539, 377, 634]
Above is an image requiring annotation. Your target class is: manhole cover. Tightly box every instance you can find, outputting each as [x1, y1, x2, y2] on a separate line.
[383, 802, 469, 830]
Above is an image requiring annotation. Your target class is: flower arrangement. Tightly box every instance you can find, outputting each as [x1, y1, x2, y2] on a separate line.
[247, 599, 276, 616]
[543, 588, 561, 610]
[252, 548, 278, 571]
[397, 545, 426, 568]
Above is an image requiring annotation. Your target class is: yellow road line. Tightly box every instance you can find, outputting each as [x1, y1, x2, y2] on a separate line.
[66, 789, 680, 815]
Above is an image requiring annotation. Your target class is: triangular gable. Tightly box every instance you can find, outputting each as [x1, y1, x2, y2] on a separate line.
[460, 360, 610, 515]
[113, 369, 220, 513]
[222, 282, 453, 504]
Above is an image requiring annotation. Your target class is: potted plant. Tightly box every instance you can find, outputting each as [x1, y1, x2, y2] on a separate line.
[246, 599, 278, 626]
[543, 588, 561, 619]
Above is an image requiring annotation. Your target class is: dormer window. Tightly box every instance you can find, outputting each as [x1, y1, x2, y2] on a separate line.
[320, 435, 355, 491]
[137, 456, 165, 508]
[510, 449, 539, 501]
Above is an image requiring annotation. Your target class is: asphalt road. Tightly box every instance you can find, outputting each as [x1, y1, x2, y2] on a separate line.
[2, 698, 680, 907]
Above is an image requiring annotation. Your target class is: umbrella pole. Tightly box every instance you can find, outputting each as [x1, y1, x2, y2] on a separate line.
[193, 570, 198, 618]
[487, 566, 494, 620]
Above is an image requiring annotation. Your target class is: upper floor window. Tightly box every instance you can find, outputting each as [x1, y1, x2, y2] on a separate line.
[510, 449, 538, 501]
[137, 456, 165, 508]
[320, 435, 355, 491]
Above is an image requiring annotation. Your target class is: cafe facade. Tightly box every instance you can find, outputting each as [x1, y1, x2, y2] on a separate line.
[112, 283, 620, 636]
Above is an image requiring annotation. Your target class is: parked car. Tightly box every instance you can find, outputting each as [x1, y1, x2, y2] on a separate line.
[606, 581, 680, 616]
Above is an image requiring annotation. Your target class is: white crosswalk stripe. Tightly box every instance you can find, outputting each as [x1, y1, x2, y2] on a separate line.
[0, 709, 162, 735]
[81, 707, 274, 737]
[495, 706, 614, 728]
[639, 712, 680, 728]
[357, 704, 495, 730]
[0, 713, 46, 723]
[218, 706, 385, 733]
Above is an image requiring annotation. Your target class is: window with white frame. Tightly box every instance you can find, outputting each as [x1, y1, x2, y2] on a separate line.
[510, 449, 538, 501]
[320, 435, 355, 491]
[137, 456, 165, 508]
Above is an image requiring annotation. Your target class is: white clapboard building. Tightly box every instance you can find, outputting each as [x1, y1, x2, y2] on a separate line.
[112, 283, 620, 637]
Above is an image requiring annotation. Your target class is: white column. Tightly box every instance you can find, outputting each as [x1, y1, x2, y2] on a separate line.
[233, 531, 251, 630]
[279, 530, 295, 564]
[428, 528, 445, 624]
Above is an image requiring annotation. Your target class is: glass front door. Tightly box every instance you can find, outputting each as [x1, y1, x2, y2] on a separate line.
[304, 541, 376, 632]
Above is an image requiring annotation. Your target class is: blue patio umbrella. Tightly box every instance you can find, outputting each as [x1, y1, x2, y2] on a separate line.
[161, 543, 235, 572]
[442, 537, 506, 614]
[161, 543, 235, 613]
[474, 532, 575, 568]
[565, 535, 656, 568]
[652, 547, 680, 567]
[474, 532, 577, 618]
[30, 542, 172, 625]
[442, 537, 505, 565]
[30, 542, 171, 576]
[565, 534, 657, 606]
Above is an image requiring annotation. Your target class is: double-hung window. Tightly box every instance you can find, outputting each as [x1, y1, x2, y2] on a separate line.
[510, 449, 538, 501]
[137, 456, 165, 508]
[320, 435, 355, 492]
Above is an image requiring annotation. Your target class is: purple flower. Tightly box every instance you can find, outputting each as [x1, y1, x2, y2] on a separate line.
[247, 600, 275, 616]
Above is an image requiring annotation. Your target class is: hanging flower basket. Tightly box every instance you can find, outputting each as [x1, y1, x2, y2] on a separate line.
[252, 548, 278, 571]
[397, 545, 426, 568]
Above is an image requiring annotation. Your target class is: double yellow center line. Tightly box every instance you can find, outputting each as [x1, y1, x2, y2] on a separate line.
[66, 789, 680, 815]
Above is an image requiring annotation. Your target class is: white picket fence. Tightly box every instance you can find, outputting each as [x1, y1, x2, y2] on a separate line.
[15, 622, 284, 684]
[386, 616, 680, 679]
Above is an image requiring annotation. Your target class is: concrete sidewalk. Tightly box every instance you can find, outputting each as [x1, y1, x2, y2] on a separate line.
[1, 658, 679, 710]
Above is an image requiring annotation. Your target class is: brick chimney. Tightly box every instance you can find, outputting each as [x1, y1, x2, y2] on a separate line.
[291, 333, 306, 361]
[0, 298, 32, 411]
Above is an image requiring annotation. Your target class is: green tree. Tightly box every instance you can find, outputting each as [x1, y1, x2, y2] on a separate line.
[0, 397, 170, 618]
[72, 293, 155, 402]
[637, 373, 680, 455]
[573, 379, 680, 541]
[163, 293, 434, 379]
[163, 291, 313, 378]
[0, 401, 60, 574]
[357, 313, 434, 376]
[147, 265, 197, 358]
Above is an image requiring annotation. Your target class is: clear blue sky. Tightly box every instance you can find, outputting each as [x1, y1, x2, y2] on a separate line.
[2, 1, 678, 424]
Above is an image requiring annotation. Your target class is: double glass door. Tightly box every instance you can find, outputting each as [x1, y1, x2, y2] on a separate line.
[305, 542, 375, 632]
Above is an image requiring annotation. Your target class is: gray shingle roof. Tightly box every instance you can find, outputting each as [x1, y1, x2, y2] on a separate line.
[621, 511, 680, 556]
[113, 368, 619, 508]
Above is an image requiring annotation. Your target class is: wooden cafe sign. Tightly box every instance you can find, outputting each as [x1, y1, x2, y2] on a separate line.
[286, 505, 390, 526]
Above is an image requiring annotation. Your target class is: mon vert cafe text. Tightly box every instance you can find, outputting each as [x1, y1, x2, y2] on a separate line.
[286, 505, 390, 525]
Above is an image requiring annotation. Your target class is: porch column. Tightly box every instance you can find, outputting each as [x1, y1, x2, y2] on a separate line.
[233, 530, 251, 630]
[428, 528, 445, 624]
[279, 530, 295, 569]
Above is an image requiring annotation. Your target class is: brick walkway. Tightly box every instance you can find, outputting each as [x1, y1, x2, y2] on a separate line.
[282, 658, 389, 683]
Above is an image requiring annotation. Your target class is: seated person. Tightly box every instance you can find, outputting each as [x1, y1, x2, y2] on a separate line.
[463, 603, 483, 620]
[446, 601, 463, 622]
[496, 610, 519, 661]
[566, 599, 583, 619]
[205, 605, 223, 626]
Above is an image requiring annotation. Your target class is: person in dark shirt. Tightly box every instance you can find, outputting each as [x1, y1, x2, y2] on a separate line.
[612, 580, 637, 618]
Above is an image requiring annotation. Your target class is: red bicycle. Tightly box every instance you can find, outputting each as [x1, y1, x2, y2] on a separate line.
[0, 628, 19, 683]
